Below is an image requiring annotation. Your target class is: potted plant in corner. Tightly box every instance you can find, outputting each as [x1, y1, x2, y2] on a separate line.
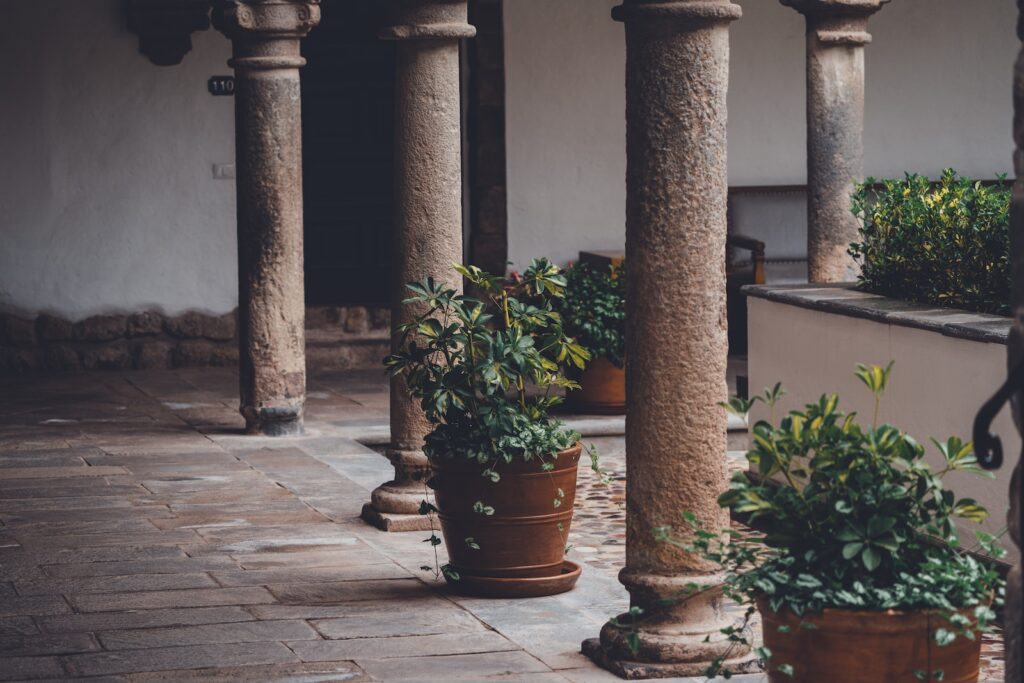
[652, 363, 1005, 682]
[557, 259, 626, 414]
[385, 258, 595, 598]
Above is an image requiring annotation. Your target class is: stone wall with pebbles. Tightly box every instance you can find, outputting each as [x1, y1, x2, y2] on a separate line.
[0, 306, 390, 375]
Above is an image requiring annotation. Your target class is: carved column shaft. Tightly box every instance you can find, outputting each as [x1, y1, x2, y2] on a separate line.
[782, 0, 884, 283]
[361, 0, 475, 532]
[215, 0, 319, 436]
[583, 1, 753, 677]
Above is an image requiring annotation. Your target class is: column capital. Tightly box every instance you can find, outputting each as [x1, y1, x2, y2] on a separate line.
[611, 1, 742, 27]
[214, 0, 320, 40]
[380, 0, 476, 41]
[780, 0, 888, 45]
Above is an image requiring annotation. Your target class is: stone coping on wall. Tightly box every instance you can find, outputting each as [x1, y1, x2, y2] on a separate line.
[743, 283, 1011, 346]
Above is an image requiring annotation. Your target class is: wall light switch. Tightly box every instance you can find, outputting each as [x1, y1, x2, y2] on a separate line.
[212, 163, 236, 180]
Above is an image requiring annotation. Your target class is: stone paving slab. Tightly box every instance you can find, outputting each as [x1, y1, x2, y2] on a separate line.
[0, 451, 95, 467]
[0, 466, 127, 480]
[2, 505, 174, 524]
[355, 651, 554, 681]
[0, 654, 66, 681]
[210, 564, 411, 586]
[0, 595, 71, 618]
[13, 529, 200, 549]
[0, 368, 1004, 681]
[97, 619, 320, 651]
[0, 632, 98, 656]
[38, 607, 257, 635]
[267, 578, 428, 605]
[70, 586, 277, 612]
[2, 545, 188, 566]
[65, 641, 301, 677]
[0, 616, 39, 637]
[0, 483, 150, 499]
[310, 608, 486, 639]
[231, 548, 385, 570]
[41, 556, 236, 578]
[17, 571, 218, 596]
[149, 508, 329, 529]
[10, 518, 164, 537]
[288, 631, 520, 662]
[0, 495, 138, 511]
[126, 661, 371, 682]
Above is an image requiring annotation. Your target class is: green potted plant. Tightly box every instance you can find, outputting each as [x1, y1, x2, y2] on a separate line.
[641, 364, 1005, 681]
[557, 259, 626, 414]
[385, 259, 596, 598]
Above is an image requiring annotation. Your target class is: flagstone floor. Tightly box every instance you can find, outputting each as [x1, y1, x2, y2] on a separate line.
[0, 367, 1005, 681]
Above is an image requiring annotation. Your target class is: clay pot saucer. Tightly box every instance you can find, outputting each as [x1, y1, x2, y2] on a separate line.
[446, 560, 582, 599]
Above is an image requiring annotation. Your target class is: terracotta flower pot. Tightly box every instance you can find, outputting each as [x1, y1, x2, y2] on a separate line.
[757, 597, 981, 683]
[571, 356, 625, 414]
[430, 443, 583, 598]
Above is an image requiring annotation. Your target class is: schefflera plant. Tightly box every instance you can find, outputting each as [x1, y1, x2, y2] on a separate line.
[384, 258, 591, 488]
[654, 364, 1006, 680]
[557, 259, 626, 368]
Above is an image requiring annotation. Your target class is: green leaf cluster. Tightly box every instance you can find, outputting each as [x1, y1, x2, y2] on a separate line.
[555, 260, 626, 367]
[849, 170, 1010, 315]
[651, 365, 1006, 679]
[711, 366, 1004, 618]
[385, 259, 587, 467]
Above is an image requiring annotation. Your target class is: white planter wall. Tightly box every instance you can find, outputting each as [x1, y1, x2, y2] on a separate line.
[748, 292, 1018, 562]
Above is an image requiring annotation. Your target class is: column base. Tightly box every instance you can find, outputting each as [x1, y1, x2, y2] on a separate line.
[360, 448, 434, 532]
[581, 570, 759, 679]
[242, 405, 304, 437]
[581, 637, 760, 680]
[360, 502, 435, 532]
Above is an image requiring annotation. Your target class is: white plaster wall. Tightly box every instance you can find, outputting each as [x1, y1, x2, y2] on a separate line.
[504, 0, 1017, 266]
[0, 0, 237, 320]
[748, 298, 1019, 561]
[503, 0, 626, 270]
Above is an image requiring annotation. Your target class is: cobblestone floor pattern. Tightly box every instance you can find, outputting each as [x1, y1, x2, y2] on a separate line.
[0, 367, 1006, 682]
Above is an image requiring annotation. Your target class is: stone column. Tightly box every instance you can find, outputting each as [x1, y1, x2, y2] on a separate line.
[781, 0, 885, 283]
[214, 0, 319, 436]
[1006, 3, 1024, 678]
[582, 1, 753, 677]
[361, 0, 474, 532]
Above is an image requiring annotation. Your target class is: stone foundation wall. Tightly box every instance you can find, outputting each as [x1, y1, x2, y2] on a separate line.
[0, 306, 390, 375]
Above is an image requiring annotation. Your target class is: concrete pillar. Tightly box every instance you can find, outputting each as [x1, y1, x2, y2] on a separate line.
[781, 0, 885, 283]
[581, 1, 753, 677]
[214, 0, 319, 436]
[1006, 2, 1024, 677]
[361, 0, 475, 532]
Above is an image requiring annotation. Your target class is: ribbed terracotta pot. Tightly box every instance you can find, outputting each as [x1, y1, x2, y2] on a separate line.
[757, 597, 981, 683]
[430, 444, 583, 598]
[572, 356, 625, 414]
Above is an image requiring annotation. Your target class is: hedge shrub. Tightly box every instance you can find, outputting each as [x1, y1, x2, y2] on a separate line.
[849, 170, 1011, 315]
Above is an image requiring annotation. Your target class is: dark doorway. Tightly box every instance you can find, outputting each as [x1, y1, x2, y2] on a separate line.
[301, 0, 394, 305]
